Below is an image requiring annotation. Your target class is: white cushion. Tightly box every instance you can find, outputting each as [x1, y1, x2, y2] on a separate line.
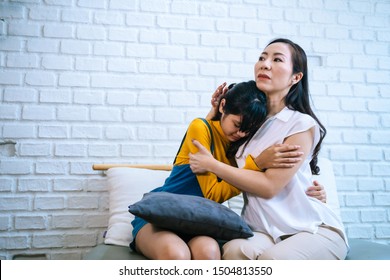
[104, 167, 170, 247]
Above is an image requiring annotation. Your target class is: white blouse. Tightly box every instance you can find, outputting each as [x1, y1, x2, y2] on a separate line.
[236, 107, 347, 243]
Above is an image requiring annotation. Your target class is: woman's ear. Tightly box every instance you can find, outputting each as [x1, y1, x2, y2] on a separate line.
[218, 99, 226, 114]
[292, 72, 303, 85]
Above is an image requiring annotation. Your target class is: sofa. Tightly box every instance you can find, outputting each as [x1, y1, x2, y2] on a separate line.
[84, 158, 390, 260]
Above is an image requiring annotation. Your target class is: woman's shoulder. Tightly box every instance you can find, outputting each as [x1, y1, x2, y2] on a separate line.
[281, 109, 319, 134]
[284, 108, 316, 125]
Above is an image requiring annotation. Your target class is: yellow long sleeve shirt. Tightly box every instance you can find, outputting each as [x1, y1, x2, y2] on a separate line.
[173, 118, 241, 203]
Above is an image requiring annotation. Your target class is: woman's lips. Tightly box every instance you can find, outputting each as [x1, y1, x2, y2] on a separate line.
[257, 73, 270, 80]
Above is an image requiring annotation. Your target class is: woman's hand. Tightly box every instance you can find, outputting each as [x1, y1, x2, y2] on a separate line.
[254, 143, 304, 171]
[206, 82, 228, 119]
[189, 139, 216, 174]
[306, 180, 327, 203]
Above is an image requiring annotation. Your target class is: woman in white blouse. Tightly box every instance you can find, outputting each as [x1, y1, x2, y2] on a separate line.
[189, 38, 348, 260]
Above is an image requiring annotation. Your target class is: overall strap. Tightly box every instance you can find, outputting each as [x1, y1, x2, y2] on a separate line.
[173, 118, 215, 164]
[199, 118, 215, 154]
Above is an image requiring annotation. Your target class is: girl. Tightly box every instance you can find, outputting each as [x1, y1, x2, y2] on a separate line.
[130, 81, 268, 260]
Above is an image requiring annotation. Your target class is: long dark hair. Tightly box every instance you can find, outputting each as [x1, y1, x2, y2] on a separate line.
[211, 80, 267, 159]
[267, 38, 326, 174]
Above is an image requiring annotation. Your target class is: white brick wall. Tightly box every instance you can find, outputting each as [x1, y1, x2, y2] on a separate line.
[0, 0, 389, 260]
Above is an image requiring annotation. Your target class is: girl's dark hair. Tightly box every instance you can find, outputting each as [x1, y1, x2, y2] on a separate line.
[267, 38, 326, 175]
[211, 80, 267, 159]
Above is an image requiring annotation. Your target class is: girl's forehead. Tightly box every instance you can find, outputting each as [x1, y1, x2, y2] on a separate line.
[225, 113, 242, 123]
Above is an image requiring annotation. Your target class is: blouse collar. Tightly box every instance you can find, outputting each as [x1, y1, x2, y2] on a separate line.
[268, 106, 294, 123]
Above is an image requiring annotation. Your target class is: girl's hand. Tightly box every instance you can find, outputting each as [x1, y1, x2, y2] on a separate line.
[206, 82, 228, 119]
[254, 143, 303, 171]
[189, 139, 215, 174]
[306, 180, 327, 203]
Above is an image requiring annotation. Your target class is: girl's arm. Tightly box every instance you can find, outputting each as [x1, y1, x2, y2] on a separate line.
[190, 129, 315, 199]
[181, 119, 241, 203]
[306, 180, 326, 203]
[254, 143, 303, 170]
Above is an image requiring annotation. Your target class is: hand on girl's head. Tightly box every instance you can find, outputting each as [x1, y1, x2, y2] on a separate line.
[211, 82, 228, 107]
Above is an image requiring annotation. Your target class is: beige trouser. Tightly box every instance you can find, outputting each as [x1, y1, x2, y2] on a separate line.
[222, 225, 348, 260]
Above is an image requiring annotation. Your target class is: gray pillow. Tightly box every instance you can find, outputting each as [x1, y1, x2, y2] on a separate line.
[128, 192, 253, 241]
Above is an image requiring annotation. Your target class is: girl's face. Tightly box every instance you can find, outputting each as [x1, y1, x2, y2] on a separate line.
[254, 42, 300, 96]
[219, 100, 247, 142]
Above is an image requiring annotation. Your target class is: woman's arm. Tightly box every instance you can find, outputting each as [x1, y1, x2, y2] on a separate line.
[245, 136, 326, 200]
[190, 129, 315, 199]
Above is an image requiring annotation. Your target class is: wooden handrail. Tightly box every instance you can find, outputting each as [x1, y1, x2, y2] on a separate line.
[92, 164, 173, 171]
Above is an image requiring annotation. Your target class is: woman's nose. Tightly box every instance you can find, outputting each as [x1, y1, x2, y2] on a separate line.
[260, 59, 270, 70]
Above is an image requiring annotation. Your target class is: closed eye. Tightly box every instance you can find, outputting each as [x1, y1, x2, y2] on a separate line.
[233, 121, 241, 129]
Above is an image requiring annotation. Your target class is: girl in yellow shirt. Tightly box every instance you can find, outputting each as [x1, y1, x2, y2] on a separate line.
[131, 81, 268, 259]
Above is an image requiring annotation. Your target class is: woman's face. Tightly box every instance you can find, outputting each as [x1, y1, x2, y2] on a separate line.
[219, 100, 247, 142]
[254, 42, 297, 96]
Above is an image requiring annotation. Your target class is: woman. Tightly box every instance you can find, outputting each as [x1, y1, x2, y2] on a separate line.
[130, 81, 269, 260]
[189, 38, 348, 260]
